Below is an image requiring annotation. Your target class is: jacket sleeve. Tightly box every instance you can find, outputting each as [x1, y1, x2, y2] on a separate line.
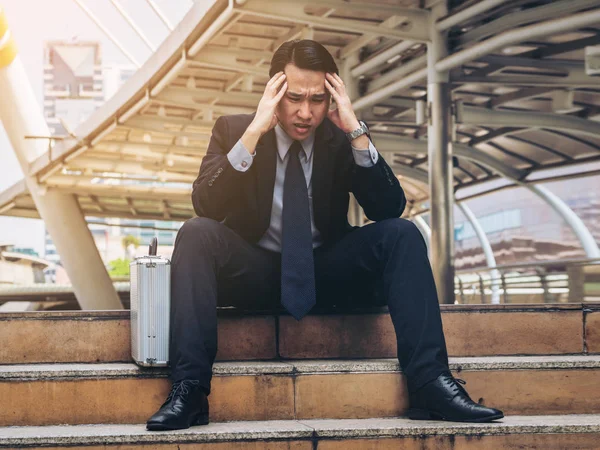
[191, 116, 251, 221]
[337, 137, 407, 221]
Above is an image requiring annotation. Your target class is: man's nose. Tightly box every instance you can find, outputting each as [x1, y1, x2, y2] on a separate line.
[297, 101, 311, 120]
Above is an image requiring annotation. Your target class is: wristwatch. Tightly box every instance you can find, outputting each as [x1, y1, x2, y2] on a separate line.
[346, 121, 369, 142]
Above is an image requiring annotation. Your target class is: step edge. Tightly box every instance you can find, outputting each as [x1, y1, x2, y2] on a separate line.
[3, 356, 600, 380]
[1, 416, 600, 447]
[0, 302, 594, 321]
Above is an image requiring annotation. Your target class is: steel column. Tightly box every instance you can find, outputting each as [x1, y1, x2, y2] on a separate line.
[427, 3, 455, 304]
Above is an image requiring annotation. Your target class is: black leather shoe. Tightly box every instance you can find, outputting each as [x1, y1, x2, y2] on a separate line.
[407, 372, 503, 423]
[146, 379, 209, 431]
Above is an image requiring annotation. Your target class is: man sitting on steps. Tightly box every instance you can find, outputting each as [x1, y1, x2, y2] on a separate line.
[146, 39, 504, 431]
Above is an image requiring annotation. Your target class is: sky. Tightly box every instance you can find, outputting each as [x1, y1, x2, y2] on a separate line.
[0, 0, 201, 255]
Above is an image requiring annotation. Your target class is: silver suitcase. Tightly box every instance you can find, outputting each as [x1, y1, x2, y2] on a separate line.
[130, 237, 171, 367]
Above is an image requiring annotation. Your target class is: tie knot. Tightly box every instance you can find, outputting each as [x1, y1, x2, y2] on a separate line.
[290, 140, 303, 157]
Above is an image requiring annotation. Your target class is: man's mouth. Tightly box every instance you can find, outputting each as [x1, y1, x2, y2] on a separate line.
[294, 123, 311, 133]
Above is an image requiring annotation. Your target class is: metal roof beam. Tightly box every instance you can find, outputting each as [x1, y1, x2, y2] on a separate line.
[343, 16, 416, 62]
[476, 55, 582, 71]
[144, 0, 173, 31]
[235, 0, 431, 42]
[95, 141, 204, 157]
[271, 24, 309, 51]
[436, 8, 600, 73]
[454, 70, 600, 87]
[437, 0, 511, 32]
[372, 132, 526, 180]
[150, 99, 254, 116]
[461, 106, 600, 139]
[201, 45, 274, 62]
[41, 183, 190, 202]
[158, 86, 262, 107]
[109, 0, 156, 52]
[63, 157, 198, 177]
[390, 164, 429, 185]
[457, 0, 600, 46]
[367, 55, 427, 92]
[488, 87, 557, 109]
[187, 50, 267, 77]
[72, 0, 141, 67]
[126, 197, 138, 216]
[353, 68, 427, 111]
[124, 115, 215, 130]
[351, 39, 418, 77]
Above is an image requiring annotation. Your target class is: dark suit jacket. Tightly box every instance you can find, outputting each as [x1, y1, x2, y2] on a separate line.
[191, 114, 406, 247]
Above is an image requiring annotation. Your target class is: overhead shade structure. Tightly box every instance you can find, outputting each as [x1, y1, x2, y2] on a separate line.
[0, 0, 599, 302]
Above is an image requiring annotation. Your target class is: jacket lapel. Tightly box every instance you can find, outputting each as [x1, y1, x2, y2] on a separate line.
[254, 128, 278, 231]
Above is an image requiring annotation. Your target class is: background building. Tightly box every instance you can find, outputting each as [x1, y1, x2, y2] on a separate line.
[41, 40, 177, 269]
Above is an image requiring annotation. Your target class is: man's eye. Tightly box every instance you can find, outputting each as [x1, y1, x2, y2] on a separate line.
[312, 98, 325, 103]
[288, 97, 300, 102]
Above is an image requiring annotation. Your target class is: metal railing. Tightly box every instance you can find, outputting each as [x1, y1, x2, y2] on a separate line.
[454, 257, 600, 304]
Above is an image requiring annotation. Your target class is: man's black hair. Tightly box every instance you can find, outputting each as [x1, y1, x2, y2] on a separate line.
[269, 39, 339, 77]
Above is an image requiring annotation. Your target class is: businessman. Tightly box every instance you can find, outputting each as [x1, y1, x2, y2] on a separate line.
[147, 40, 503, 430]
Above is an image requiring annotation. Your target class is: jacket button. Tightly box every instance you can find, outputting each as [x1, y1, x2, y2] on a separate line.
[241, 161, 247, 168]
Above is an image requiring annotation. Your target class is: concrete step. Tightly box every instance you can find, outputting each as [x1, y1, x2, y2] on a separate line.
[1, 415, 599, 449]
[1, 303, 597, 364]
[2, 356, 600, 426]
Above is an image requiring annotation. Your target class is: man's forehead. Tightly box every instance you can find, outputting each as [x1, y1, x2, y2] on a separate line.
[287, 89, 327, 96]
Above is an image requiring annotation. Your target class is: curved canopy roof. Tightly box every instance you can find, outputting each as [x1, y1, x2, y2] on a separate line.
[2, 0, 600, 221]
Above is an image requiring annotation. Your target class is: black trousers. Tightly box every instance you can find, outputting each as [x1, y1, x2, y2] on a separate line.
[169, 216, 449, 394]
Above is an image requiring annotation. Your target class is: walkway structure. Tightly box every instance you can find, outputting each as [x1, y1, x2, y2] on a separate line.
[1, 0, 600, 307]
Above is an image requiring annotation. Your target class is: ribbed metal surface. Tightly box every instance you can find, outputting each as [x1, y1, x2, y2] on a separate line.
[129, 256, 170, 367]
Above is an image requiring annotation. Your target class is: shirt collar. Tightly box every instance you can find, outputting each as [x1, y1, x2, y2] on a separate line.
[274, 123, 315, 161]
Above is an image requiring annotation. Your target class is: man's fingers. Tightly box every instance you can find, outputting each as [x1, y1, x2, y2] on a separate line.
[325, 79, 339, 100]
[274, 81, 288, 101]
[266, 71, 284, 87]
[269, 74, 287, 96]
[326, 72, 343, 89]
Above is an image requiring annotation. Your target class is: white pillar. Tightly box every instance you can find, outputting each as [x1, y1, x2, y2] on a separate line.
[413, 215, 431, 258]
[529, 184, 600, 258]
[0, 10, 123, 310]
[457, 202, 501, 304]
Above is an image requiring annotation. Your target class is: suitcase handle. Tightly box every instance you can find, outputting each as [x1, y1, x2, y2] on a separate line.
[149, 237, 158, 256]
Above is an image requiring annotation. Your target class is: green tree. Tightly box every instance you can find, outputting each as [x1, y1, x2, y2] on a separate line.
[108, 257, 131, 277]
[122, 235, 141, 251]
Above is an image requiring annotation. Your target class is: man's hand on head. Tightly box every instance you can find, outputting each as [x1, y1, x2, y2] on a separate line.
[248, 71, 288, 137]
[241, 72, 287, 154]
[325, 73, 369, 149]
[325, 73, 361, 134]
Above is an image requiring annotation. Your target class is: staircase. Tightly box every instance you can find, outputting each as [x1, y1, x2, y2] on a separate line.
[1, 303, 599, 448]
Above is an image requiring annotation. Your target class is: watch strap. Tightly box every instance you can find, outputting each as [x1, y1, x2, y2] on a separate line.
[346, 121, 369, 141]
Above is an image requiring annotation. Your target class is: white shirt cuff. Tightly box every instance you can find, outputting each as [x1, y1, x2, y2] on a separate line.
[227, 139, 255, 172]
[352, 139, 379, 167]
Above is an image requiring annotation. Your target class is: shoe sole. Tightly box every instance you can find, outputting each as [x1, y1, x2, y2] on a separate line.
[407, 408, 504, 423]
[146, 413, 209, 431]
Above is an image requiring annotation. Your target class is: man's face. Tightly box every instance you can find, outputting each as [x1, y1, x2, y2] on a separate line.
[276, 63, 330, 140]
